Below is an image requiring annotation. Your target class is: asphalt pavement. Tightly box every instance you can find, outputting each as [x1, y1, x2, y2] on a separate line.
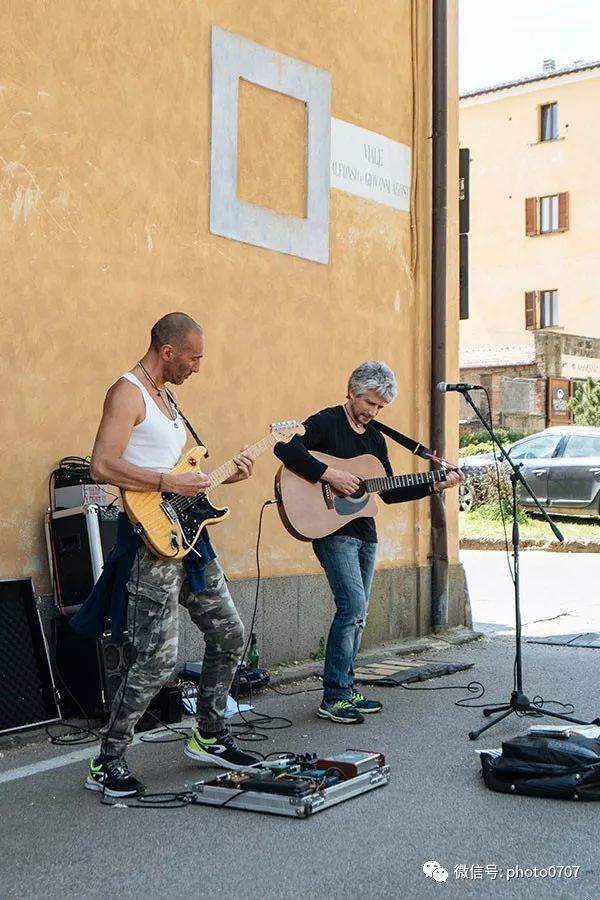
[2, 549, 600, 900]
[464, 547, 600, 636]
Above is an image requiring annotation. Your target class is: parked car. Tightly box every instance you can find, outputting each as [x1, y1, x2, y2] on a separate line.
[459, 426, 600, 518]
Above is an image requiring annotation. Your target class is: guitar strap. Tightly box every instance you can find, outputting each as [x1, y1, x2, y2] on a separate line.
[368, 420, 434, 460]
[165, 388, 209, 457]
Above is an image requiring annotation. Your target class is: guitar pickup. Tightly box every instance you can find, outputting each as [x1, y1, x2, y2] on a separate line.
[161, 500, 179, 524]
[322, 483, 334, 510]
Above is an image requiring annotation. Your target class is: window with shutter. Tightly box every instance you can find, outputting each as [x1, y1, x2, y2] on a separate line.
[525, 197, 538, 236]
[540, 290, 559, 327]
[558, 192, 569, 231]
[525, 291, 538, 330]
[540, 195, 560, 233]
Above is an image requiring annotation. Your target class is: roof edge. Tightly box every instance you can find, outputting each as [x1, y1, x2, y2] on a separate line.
[460, 61, 600, 100]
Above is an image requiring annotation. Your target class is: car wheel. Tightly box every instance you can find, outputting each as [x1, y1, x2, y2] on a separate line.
[459, 480, 474, 513]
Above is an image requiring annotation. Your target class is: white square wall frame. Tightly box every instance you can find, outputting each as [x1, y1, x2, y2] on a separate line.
[210, 27, 331, 264]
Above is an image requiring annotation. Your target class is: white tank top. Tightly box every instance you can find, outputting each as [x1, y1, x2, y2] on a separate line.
[120, 372, 186, 469]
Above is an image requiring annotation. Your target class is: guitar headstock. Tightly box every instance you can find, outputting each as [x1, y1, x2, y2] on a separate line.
[270, 420, 305, 443]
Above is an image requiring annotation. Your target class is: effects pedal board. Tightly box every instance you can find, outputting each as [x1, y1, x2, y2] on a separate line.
[191, 749, 390, 818]
[183, 661, 270, 697]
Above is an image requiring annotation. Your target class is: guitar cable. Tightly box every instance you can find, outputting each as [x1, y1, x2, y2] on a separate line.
[95, 500, 284, 808]
[94, 494, 302, 808]
[96, 557, 196, 809]
[45, 625, 100, 747]
[99, 549, 141, 806]
[227, 499, 294, 746]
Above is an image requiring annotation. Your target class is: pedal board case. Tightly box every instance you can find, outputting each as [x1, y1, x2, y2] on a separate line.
[192, 756, 390, 818]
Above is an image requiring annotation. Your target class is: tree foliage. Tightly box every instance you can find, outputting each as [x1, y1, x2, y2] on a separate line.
[569, 378, 600, 427]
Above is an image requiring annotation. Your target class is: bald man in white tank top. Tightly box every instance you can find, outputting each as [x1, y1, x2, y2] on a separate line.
[84, 312, 260, 799]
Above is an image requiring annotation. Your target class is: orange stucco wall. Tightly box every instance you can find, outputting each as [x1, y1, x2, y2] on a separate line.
[1, 0, 459, 592]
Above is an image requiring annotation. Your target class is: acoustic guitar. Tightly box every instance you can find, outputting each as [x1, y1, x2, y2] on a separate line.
[275, 450, 447, 541]
[124, 421, 304, 558]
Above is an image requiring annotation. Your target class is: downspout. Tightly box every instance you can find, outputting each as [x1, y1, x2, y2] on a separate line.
[430, 0, 449, 630]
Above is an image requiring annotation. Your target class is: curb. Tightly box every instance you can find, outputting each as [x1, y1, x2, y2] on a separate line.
[268, 626, 483, 687]
[461, 537, 600, 553]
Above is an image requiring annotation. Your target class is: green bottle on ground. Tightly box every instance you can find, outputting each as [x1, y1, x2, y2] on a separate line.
[248, 632, 260, 669]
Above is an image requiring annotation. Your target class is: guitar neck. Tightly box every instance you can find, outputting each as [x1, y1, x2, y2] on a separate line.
[363, 470, 447, 494]
[204, 433, 280, 492]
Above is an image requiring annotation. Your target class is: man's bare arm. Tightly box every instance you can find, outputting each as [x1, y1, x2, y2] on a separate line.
[90, 381, 210, 496]
[90, 381, 163, 490]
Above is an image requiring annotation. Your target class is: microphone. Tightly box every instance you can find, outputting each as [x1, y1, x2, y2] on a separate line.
[437, 381, 484, 393]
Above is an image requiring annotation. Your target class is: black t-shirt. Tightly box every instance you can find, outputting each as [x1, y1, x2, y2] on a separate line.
[274, 405, 431, 542]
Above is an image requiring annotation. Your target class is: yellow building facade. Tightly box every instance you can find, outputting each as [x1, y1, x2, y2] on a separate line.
[460, 63, 600, 354]
[1, 1, 464, 661]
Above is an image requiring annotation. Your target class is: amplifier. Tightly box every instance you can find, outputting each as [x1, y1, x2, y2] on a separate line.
[53, 619, 181, 728]
[99, 631, 180, 731]
[45, 504, 120, 615]
[52, 616, 106, 717]
[54, 483, 115, 510]
[183, 661, 270, 698]
[0, 579, 61, 736]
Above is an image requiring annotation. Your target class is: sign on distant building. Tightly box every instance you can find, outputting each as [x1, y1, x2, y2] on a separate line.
[561, 354, 600, 381]
[547, 377, 572, 424]
[330, 119, 411, 211]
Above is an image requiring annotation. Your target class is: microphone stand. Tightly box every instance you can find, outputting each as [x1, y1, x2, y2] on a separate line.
[460, 389, 594, 740]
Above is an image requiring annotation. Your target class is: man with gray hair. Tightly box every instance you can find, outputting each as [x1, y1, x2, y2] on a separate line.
[274, 361, 463, 724]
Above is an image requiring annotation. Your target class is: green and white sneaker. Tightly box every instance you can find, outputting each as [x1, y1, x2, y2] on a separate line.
[185, 727, 261, 770]
[351, 690, 383, 714]
[317, 700, 365, 724]
[85, 754, 145, 798]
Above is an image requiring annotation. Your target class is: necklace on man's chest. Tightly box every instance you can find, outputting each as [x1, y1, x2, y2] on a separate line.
[137, 361, 180, 427]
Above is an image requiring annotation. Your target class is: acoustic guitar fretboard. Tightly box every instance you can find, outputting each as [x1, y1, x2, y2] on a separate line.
[363, 470, 447, 494]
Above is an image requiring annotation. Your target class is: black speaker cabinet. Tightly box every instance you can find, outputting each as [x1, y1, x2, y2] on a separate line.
[0, 579, 61, 736]
[52, 617, 106, 717]
[52, 620, 132, 717]
[99, 634, 182, 730]
[53, 621, 181, 729]
[100, 632, 134, 709]
[45, 505, 119, 615]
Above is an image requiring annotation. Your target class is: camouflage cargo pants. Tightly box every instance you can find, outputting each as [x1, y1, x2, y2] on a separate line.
[100, 544, 244, 756]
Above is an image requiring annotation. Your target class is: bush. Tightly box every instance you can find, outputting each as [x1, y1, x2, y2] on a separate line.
[468, 464, 511, 506]
[466, 465, 530, 523]
[459, 428, 526, 450]
[460, 441, 497, 457]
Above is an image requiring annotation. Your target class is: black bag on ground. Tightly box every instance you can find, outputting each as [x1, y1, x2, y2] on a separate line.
[481, 733, 600, 801]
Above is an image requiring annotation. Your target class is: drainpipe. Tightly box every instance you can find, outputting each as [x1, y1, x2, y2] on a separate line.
[430, 0, 449, 630]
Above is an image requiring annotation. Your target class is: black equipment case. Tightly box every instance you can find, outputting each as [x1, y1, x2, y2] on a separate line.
[481, 733, 600, 801]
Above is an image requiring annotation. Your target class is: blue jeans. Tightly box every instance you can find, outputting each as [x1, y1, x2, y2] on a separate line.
[313, 535, 377, 704]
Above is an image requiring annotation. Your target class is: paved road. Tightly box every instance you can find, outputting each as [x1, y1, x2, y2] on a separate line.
[463, 548, 600, 637]
[2, 550, 600, 900]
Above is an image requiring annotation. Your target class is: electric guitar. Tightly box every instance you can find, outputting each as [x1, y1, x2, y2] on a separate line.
[275, 450, 447, 541]
[124, 421, 304, 558]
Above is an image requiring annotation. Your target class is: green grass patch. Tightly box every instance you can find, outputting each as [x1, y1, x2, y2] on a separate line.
[461, 505, 600, 541]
